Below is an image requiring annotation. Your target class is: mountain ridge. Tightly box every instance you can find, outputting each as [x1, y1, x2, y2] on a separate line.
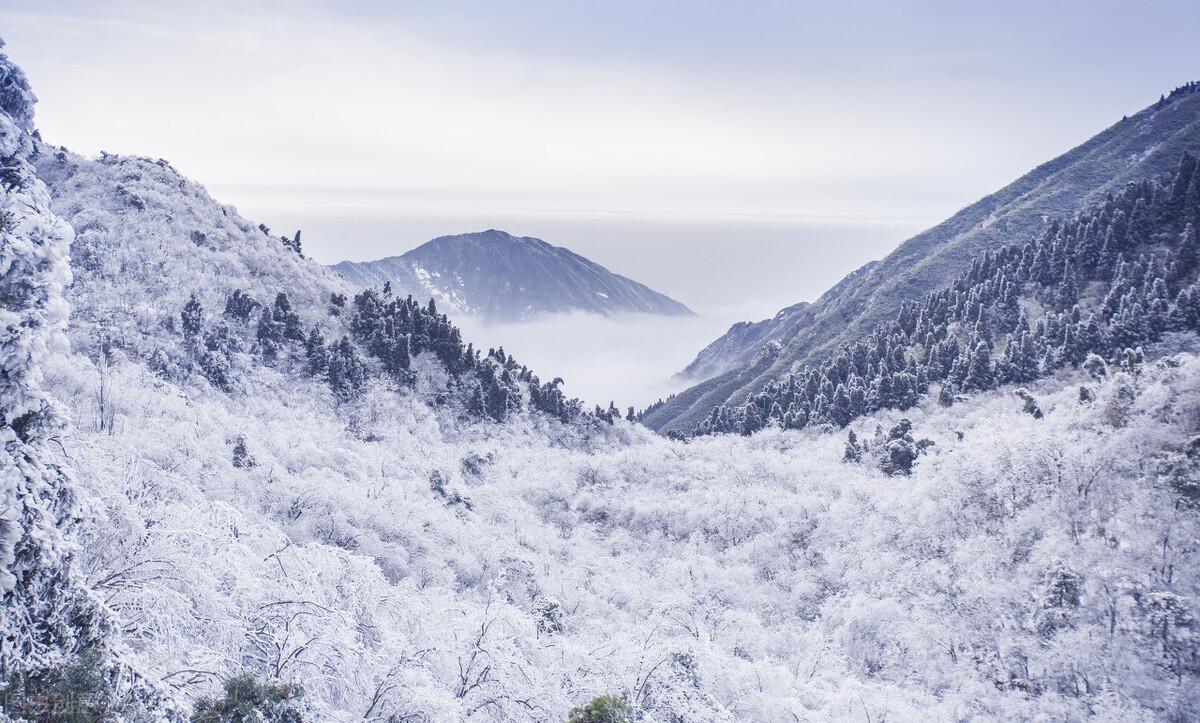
[645, 82, 1200, 433]
[332, 229, 694, 322]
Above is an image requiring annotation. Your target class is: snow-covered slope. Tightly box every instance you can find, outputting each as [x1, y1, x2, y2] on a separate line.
[0, 39, 176, 720]
[648, 83, 1200, 433]
[39, 314, 1200, 721]
[2, 39, 1198, 723]
[33, 148, 356, 363]
[332, 229, 694, 322]
[676, 300, 809, 381]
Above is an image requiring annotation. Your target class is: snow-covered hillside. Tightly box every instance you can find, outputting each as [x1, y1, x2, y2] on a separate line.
[40, 320, 1200, 720]
[648, 82, 1200, 434]
[0, 40, 176, 720]
[2, 36, 1199, 723]
[32, 147, 356, 362]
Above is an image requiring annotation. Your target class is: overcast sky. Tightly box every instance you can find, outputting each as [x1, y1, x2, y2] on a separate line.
[6, 0, 1197, 403]
[7, 1, 1198, 234]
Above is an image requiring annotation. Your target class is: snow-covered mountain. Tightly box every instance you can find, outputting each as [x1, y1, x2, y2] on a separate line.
[331, 229, 694, 322]
[678, 152, 1200, 436]
[645, 83, 1200, 433]
[3, 38, 1200, 723]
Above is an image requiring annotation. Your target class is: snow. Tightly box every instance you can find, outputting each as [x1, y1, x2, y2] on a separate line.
[39, 327, 1200, 720]
[1, 43, 176, 718]
[412, 262, 471, 314]
[3, 46, 1198, 723]
[13, 121, 1200, 723]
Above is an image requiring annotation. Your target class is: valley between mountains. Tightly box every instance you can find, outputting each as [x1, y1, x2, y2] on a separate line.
[2, 38, 1199, 723]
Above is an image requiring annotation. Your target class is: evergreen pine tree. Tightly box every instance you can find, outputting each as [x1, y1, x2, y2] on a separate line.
[963, 341, 994, 391]
[938, 382, 956, 407]
[1127, 197, 1153, 244]
[181, 295, 203, 342]
[223, 289, 259, 321]
[256, 309, 282, 361]
[327, 336, 365, 400]
[273, 292, 304, 342]
[843, 431, 863, 463]
[329, 292, 346, 316]
[467, 380, 488, 419]
[1171, 285, 1200, 330]
[1056, 266, 1079, 309]
[1176, 224, 1199, 281]
[384, 334, 411, 378]
[304, 328, 328, 377]
[232, 436, 256, 468]
[830, 384, 852, 427]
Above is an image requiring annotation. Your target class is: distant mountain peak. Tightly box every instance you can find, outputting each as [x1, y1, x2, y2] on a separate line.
[437, 228, 517, 242]
[332, 230, 694, 322]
